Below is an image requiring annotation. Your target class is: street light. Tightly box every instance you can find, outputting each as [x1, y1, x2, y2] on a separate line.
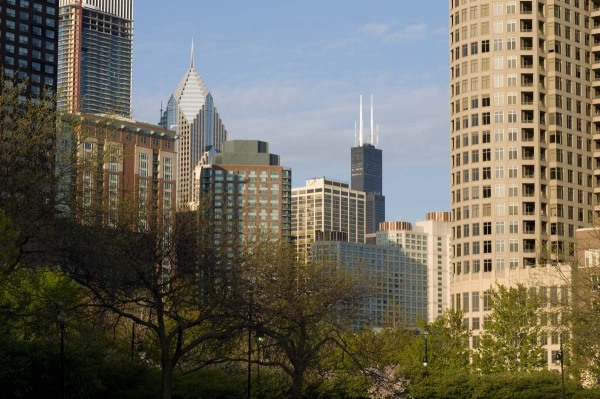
[256, 333, 265, 386]
[554, 337, 565, 399]
[422, 331, 429, 367]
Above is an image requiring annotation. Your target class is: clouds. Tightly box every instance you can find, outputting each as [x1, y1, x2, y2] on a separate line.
[131, 1, 451, 222]
[361, 22, 428, 43]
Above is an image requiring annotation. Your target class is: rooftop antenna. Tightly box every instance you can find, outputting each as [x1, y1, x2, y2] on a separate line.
[354, 121, 357, 147]
[370, 94, 374, 145]
[190, 38, 195, 68]
[359, 95, 364, 146]
[376, 124, 380, 147]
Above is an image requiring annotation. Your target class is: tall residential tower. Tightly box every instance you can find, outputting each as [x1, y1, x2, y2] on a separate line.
[57, 0, 133, 116]
[351, 95, 385, 234]
[449, 0, 594, 362]
[160, 45, 227, 207]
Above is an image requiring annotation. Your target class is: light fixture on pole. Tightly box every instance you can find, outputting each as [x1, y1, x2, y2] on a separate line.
[422, 331, 429, 367]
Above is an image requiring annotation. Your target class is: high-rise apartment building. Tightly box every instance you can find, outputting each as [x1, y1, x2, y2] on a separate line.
[351, 95, 385, 234]
[312, 240, 427, 328]
[449, 0, 595, 363]
[160, 46, 228, 207]
[57, 0, 133, 116]
[0, 0, 59, 98]
[378, 213, 452, 322]
[193, 140, 292, 244]
[64, 114, 177, 227]
[292, 178, 365, 260]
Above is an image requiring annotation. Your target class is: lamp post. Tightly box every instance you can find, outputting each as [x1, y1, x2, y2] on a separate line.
[256, 333, 265, 386]
[57, 310, 67, 399]
[554, 337, 565, 399]
[422, 331, 429, 368]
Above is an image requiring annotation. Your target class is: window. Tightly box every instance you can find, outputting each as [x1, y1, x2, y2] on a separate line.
[494, 111, 504, 123]
[483, 291, 492, 311]
[495, 147, 504, 160]
[507, 37, 516, 50]
[494, 38, 503, 51]
[483, 185, 491, 198]
[484, 259, 493, 272]
[483, 148, 491, 161]
[483, 222, 492, 235]
[482, 40, 490, 52]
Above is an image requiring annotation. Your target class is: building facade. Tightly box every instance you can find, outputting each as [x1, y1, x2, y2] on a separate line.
[57, 0, 133, 116]
[193, 140, 292, 244]
[377, 213, 452, 323]
[160, 46, 227, 207]
[351, 95, 385, 234]
[449, 0, 596, 364]
[67, 114, 177, 228]
[0, 0, 59, 98]
[292, 178, 365, 260]
[312, 240, 427, 328]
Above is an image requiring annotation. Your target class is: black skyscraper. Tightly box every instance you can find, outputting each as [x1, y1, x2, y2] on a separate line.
[0, 0, 58, 98]
[351, 95, 385, 235]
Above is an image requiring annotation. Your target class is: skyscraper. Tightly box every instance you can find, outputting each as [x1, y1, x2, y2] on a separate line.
[351, 95, 385, 235]
[377, 213, 452, 322]
[160, 45, 228, 207]
[0, 0, 59, 98]
[57, 0, 133, 116]
[312, 240, 427, 328]
[193, 140, 292, 244]
[292, 178, 365, 260]
[449, 0, 594, 363]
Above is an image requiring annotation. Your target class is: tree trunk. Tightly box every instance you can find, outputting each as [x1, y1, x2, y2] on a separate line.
[290, 369, 304, 399]
[161, 358, 174, 399]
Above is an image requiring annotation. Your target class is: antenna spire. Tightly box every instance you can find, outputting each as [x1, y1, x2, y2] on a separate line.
[190, 39, 195, 68]
[370, 94, 374, 145]
[359, 95, 364, 146]
[354, 121, 357, 147]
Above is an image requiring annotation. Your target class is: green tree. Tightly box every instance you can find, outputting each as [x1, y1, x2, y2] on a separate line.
[0, 77, 76, 275]
[474, 284, 546, 373]
[61, 207, 241, 399]
[233, 241, 370, 399]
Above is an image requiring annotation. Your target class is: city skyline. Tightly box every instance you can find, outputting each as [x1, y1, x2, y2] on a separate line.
[131, 1, 449, 223]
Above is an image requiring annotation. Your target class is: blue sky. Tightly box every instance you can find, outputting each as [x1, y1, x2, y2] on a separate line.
[132, 1, 449, 223]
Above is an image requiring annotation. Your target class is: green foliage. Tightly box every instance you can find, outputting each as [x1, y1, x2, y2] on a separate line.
[423, 308, 472, 374]
[408, 370, 587, 399]
[474, 284, 546, 373]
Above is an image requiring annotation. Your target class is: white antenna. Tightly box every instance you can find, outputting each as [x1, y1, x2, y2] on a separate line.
[190, 38, 195, 68]
[376, 124, 380, 147]
[359, 95, 363, 146]
[370, 94, 374, 145]
[354, 121, 357, 146]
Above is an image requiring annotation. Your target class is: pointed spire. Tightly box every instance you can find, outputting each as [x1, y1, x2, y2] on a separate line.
[370, 94, 374, 145]
[190, 38, 195, 69]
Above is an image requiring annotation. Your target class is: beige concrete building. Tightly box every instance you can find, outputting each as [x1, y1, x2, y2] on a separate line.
[292, 178, 365, 260]
[449, 0, 596, 364]
[377, 212, 452, 322]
